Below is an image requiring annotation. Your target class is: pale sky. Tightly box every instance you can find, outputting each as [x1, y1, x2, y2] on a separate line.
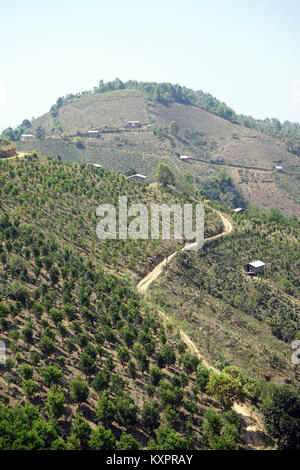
[1, 0, 300, 132]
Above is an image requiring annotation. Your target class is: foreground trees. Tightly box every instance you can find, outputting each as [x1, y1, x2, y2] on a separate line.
[262, 387, 300, 450]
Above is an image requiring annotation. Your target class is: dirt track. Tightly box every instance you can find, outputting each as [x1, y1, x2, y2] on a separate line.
[137, 206, 268, 447]
[137, 207, 233, 293]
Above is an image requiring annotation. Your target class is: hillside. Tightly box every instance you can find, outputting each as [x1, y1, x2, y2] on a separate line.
[5, 80, 299, 218]
[148, 208, 300, 386]
[0, 154, 256, 450]
[0, 154, 299, 450]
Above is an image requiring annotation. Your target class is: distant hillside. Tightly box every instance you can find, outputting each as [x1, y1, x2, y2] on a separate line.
[3, 79, 300, 216]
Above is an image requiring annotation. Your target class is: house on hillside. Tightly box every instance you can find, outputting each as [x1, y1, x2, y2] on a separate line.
[244, 260, 266, 275]
[93, 163, 102, 169]
[88, 130, 99, 138]
[274, 165, 283, 172]
[232, 207, 245, 214]
[179, 155, 190, 162]
[126, 174, 147, 183]
[21, 134, 34, 141]
[127, 121, 141, 128]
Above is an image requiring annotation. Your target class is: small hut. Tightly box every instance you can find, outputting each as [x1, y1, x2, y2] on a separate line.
[127, 121, 141, 128]
[179, 155, 190, 162]
[244, 260, 266, 275]
[232, 207, 244, 214]
[274, 166, 283, 172]
[126, 174, 147, 183]
[21, 134, 34, 141]
[88, 130, 99, 138]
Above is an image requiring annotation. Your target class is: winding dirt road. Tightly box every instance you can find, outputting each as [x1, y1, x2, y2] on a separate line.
[137, 207, 233, 293]
[137, 205, 267, 446]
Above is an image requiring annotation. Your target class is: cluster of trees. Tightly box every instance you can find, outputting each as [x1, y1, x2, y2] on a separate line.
[0, 156, 220, 275]
[199, 170, 247, 208]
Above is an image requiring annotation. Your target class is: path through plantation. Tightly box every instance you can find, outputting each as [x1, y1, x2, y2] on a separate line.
[137, 205, 268, 448]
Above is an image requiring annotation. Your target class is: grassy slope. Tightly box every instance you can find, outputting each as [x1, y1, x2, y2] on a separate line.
[149, 211, 300, 385]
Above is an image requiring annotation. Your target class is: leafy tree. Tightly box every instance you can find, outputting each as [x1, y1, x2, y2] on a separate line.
[158, 380, 184, 409]
[148, 425, 190, 450]
[89, 426, 116, 450]
[36, 126, 46, 140]
[209, 433, 238, 450]
[49, 308, 64, 325]
[149, 365, 164, 386]
[49, 267, 60, 286]
[19, 364, 34, 380]
[181, 352, 199, 375]
[78, 352, 96, 378]
[70, 413, 91, 446]
[196, 365, 211, 391]
[39, 365, 62, 386]
[161, 344, 176, 368]
[117, 345, 130, 365]
[116, 394, 137, 427]
[262, 387, 300, 450]
[118, 432, 140, 450]
[70, 376, 89, 408]
[168, 121, 179, 135]
[202, 410, 222, 439]
[155, 163, 176, 187]
[127, 360, 137, 379]
[96, 391, 116, 427]
[92, 370, 110, 394]
[0, 403, 59, 449]
[22, 379, 37, 398]
[141, 402, 160, 432]
[39, 335, 55, 358]
[46, 386, 65, 419]
[162, 404, 181, 431]
[22, 322, 34, 345]
[31, 302, 44, 320]
[206, 372, 248, 409]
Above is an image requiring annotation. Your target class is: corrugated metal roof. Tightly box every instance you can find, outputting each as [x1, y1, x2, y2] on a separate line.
[126, 174, 146, 179]
[249, 260, 266, 268]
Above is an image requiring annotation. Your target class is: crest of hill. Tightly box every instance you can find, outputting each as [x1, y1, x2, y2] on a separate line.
[5, 79, 300, 216]
[29, 80, 300, 172]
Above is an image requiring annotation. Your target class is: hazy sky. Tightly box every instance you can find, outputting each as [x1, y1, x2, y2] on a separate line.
[1, 0, 300, 131]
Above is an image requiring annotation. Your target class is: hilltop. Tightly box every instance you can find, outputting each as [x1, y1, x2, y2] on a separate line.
[3, 79, 300, 217]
